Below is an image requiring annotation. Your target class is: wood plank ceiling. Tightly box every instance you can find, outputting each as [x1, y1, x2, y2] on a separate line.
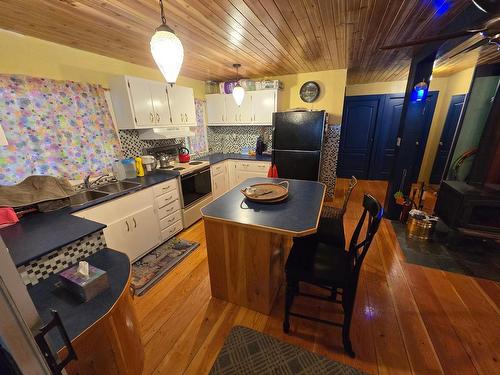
[1, 0, 494, 84]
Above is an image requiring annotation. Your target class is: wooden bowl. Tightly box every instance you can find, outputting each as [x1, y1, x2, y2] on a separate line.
[241, 181, 289, 203]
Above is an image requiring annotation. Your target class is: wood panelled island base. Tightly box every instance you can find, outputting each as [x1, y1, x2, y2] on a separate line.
[201, 177, 325, 314]
[204, 220, 293, 314]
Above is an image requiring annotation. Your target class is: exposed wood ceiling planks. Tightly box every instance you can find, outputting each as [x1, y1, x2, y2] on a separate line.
[1, 0, 497, 83]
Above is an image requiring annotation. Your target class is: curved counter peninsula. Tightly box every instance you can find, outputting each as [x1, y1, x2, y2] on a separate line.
[201, 177, 325, 314]
[28, 249, 144, 375]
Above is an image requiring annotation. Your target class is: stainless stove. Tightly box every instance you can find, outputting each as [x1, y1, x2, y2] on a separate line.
[157, 160, 210, 175]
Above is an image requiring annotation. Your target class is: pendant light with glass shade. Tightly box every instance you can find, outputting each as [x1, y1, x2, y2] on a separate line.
[232, 64, 245, 106]
[150, 0, 184, 85]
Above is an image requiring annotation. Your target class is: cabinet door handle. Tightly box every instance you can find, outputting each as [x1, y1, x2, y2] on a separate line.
[156, 113, 160, 122]
[133, 217, 137, 228]
[222, 114, 224, 121]
[185, 113, 188, 122]
[126, 220, 130, 232]
[150, 112, 154, 122]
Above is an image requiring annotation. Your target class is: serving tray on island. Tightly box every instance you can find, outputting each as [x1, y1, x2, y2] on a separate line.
[241, 181, 289, 203]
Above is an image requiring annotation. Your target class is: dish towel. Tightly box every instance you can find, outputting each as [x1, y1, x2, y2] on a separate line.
[267, 164, 279, 178]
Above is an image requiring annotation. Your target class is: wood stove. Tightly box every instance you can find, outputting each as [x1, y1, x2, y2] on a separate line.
[435, 181, 500, 234]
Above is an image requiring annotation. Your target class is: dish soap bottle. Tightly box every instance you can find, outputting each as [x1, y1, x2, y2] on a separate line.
[135, 157, 145, 177]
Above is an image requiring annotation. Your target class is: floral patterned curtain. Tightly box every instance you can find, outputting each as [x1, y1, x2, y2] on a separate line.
[0, 75, 122, 185]
[186, 99, 208, 155]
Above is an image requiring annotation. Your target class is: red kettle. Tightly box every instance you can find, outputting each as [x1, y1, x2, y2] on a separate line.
[178, 147, 191, 163]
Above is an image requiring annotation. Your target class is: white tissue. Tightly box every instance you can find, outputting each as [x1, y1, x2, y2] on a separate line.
[77, 261, 90, 278]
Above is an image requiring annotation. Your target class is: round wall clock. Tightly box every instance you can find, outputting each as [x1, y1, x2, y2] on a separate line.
[300, 81, 320, 103]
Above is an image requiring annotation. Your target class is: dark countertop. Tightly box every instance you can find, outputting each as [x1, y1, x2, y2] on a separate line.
[196, 153, 272, 165]
[1, 172, 179, 267]
[201, 177, 325, 236]
[28, 249, 129, 352]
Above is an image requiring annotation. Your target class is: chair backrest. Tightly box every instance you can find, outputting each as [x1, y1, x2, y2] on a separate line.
[347, 194, 383, 285]
[340, 176, 358, 215]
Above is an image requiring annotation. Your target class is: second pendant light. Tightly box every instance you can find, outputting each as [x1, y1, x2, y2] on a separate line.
[232, 64, 245, 106]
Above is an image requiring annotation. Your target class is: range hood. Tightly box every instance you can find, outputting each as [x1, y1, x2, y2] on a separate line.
[138, 127, 194, 140]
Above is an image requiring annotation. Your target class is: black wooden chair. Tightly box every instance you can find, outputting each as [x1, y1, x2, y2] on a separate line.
[316, 176, 358, 249]
[283, 193, 383, 358]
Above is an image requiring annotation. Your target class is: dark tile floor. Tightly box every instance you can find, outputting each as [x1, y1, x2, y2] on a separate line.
[392, 220, 500, 282]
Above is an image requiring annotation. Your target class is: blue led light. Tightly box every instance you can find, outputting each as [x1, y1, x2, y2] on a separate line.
[433, 0, 450, 16]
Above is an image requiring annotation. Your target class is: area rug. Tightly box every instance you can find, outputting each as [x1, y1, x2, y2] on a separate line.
[209, 326, 366, 375]
[392, 220, 500, 282]
[131, 237, 199, 295]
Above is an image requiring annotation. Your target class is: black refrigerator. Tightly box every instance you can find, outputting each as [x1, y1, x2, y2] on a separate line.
[272, 110, 326, 181]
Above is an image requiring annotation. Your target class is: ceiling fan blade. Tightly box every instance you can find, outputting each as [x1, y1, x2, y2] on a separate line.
[447, 38, 490, 59]
[380, 29, 481, 50]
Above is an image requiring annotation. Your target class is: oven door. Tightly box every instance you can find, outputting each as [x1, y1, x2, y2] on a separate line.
[180, 167, 212, 208]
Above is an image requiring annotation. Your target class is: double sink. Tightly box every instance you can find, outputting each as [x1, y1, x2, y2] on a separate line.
[69, 181, 141, 206]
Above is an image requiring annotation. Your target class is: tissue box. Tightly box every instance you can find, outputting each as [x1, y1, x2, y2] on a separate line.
[59, 264, 109, 302]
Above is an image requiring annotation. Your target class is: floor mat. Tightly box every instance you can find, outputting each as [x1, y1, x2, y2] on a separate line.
[131, 237, 199, 295]
[210, 326, 366, 375]
[392, 220, 500, 282]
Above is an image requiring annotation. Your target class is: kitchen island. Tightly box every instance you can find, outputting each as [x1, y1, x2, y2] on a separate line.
[201, 177, 325, 314]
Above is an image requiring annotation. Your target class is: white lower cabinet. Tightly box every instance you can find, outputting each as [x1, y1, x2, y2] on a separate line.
[211, 160, 271, 191]
[211, 162, 229, 199]
[72, 178, 182, 263]
[228, 160, 271, 189]
[104, 205, 160, 262]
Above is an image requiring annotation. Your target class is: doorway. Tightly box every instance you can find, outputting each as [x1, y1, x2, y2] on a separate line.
[337, 92, 438, 181]
[429, 94, 466, 184]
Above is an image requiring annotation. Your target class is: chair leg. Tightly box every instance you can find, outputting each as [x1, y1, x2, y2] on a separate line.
[283, 280, 297, 334]
[342, 291, 356, 358]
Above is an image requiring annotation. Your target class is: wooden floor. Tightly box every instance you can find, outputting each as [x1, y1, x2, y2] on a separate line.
[133, 179, 500, 375]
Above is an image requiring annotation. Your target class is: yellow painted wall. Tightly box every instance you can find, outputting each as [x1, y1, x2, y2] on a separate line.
[0, 30, 205, 98]
[265, 69, 348, 124]
[346, 80, 408, 96]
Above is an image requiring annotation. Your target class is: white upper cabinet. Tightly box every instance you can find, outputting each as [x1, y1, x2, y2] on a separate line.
[125, 77, 156, 127]
[206, 94, 226, 124]
[225, 94, 252, 124]
[149, 81, 172, 126]
[168, 85, 197, 126]
[206, 90, 278, 126]
[251, 90, 276, 124]
[109, 75, 196, 129]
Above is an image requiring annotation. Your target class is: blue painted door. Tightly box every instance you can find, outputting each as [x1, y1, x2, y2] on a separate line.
[369, 94, 404, 180]
[429, 94, 466, 184]
[337, 95, 381, 179]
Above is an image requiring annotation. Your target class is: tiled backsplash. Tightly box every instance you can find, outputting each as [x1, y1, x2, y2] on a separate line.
[118, 130, 183, 158]
[17, 230, 106, 286]
[207, 126, 272, 153]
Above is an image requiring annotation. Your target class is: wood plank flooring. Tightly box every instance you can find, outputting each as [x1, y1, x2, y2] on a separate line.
[133, 179, 500, 374]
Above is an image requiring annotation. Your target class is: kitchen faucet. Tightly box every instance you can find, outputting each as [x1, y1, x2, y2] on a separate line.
[83, 174, 112, 189]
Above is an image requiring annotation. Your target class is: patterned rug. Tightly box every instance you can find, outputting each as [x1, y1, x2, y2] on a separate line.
[210, 326, 366, 375]
[131, 237, 199, 296]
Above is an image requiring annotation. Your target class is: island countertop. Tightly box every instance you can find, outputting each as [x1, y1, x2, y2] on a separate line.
[201, 177, 325, 237]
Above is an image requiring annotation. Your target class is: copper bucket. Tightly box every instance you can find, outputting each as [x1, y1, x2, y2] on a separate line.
[406, 216, 436, 240]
